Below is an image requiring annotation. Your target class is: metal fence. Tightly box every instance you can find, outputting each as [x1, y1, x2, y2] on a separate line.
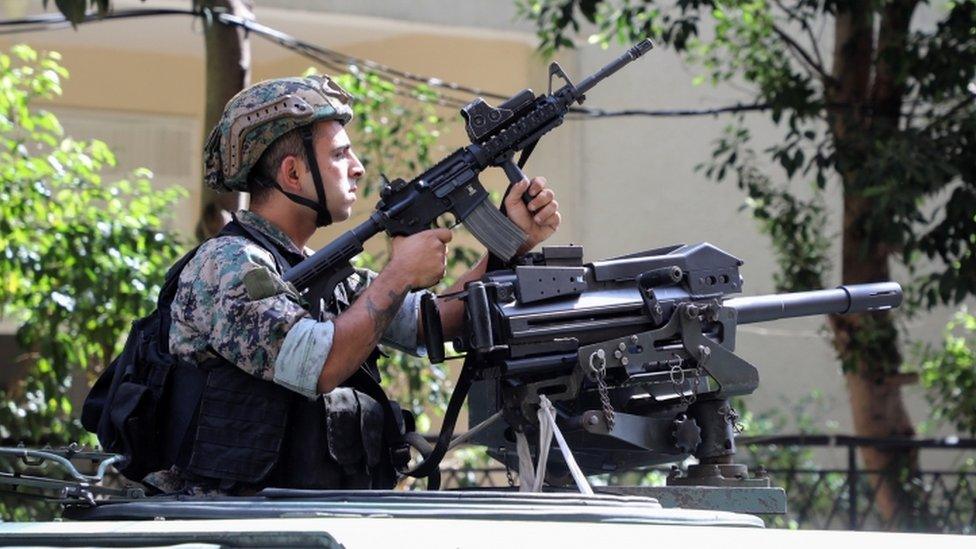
[439, 435, 976, 534]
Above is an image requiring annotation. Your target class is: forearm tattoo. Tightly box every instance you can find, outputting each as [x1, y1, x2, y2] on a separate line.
[365, 289, 406, 341]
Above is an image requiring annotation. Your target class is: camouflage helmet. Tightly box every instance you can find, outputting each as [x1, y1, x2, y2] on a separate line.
[203, 74, 354, 192]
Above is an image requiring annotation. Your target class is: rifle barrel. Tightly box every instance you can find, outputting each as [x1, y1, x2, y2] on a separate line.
[575, 39, 654, 96]
[725, 282, 903, 324]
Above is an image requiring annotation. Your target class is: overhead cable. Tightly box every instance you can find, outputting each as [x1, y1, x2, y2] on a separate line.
[0, 8, 771, 118]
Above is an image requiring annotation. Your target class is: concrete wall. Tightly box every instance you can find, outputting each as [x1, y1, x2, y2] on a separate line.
[0, 0, 968, 463]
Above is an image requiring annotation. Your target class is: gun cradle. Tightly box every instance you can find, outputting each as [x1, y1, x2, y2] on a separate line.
[429, 242, 902, 476]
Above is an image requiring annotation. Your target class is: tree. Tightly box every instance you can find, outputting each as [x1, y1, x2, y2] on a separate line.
[0, 44, 185, 520]
[516, 0, 975, 522]
[197, 0, 253, 240]
[47, 0, 253, 241]
[919, 308, 976, 437]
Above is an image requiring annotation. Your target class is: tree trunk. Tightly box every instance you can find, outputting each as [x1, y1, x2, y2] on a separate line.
[827, 1, 921, 526]
[196, 0, 254, 241]
[829, 199, 916, 522]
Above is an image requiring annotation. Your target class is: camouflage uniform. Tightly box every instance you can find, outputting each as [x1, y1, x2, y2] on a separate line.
[170, 209, 423, 392]
[144, 210, 425, 494]
[143, 74, 423, 494]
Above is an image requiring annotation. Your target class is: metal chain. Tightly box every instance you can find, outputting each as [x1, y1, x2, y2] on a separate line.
[588, 350, 616, 431]
[692, 344, 710, 402]
[669, 354, 696, 407]
[504, 459, 516, 488]
[596, 368, 616, 431]
[670, 346, 709, 408]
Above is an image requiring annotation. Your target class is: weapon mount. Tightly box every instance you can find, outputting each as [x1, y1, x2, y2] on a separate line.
[417, 242, 901, 495]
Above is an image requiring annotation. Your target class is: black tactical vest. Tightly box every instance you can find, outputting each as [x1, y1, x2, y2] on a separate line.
[173, 219, 401, 491]
[83, 217, 403, 491]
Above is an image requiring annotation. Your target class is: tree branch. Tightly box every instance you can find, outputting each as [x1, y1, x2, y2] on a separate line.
[771, 0, 827, 73]
[920, 95, 976, 134]
[870, 0, 919, 128]
[771, 22, 838, 88]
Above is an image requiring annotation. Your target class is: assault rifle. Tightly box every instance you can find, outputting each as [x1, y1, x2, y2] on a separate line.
[284, 40, 655, 313]
[416, 243, 902, 485]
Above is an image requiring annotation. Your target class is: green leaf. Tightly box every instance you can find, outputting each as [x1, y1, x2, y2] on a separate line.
[54, 0, 87, 26]
[0, 45, 184, 493]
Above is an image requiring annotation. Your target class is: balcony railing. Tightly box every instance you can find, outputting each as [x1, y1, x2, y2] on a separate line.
[437, 435, 976, 534]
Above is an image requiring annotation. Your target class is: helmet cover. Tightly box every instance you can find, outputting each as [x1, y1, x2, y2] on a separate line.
[204, 74, 354, 192]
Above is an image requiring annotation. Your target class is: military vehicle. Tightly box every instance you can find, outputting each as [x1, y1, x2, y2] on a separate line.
[2, 31, 967, 548]
[2, 241, 942, 547]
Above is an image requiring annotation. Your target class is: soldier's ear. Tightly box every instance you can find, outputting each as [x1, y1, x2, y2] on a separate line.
[278, 154, 305, 193]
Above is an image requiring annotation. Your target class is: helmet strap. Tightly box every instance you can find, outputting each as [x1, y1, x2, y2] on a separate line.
[271, 125, 333, 227]
[299, 125, 333, 227]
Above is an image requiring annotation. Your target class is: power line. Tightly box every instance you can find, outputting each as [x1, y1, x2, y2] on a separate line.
[0, 8, 473, 110]
[0, 8, 191, 29]
[0, 8, 772, 119]
[215, 12, 512, 103]
[213, 12, 475, 110]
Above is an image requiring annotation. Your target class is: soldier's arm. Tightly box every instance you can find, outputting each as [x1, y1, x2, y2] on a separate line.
[428, 254, 488, 341]
[183, 238, 321, 397]
[316, 228, 451, 393]
[315, 269, 411, 393]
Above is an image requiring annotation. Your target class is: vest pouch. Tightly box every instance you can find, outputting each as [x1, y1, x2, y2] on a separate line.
[186, 364, 290, 483]
[322, 388, 384, 486]
[357, 391, 383, 470]
[107, 380, 161, 478]
[323, 388, 364, 467]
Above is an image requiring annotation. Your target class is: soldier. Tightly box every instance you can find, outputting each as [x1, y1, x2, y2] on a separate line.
[144, 75, 560, 494]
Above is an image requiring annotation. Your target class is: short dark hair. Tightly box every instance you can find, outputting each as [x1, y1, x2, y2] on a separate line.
[246, 122, 335, 205]
[246, 127, 306, 204]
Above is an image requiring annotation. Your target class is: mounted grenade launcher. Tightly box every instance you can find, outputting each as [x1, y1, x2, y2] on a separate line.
[418, 243, 903, 486]
[284, 40, 655, 314]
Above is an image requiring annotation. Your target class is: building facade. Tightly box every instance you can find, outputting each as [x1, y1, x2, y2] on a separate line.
[0, 0, 966, 467]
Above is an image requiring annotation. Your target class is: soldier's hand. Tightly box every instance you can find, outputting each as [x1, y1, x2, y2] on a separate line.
[389, 228, 452, 289]
[505, 176, 561, 255]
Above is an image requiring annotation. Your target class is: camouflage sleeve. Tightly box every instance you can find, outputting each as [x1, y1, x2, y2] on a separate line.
[173, 236, 318, 385]
[273, 317, 333, 398]
[382, 289, 429, 356]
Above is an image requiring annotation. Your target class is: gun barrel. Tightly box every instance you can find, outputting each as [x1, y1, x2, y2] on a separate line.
[575, 39, 654, 96]
[725, 282, 903, 324]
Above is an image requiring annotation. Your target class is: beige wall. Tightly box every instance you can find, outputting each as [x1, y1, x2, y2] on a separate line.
[0, 1, 579, 254]
[0, 1, 968, 457]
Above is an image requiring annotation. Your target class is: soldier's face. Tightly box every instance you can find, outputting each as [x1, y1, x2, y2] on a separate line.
[305, 120, 365, 223]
